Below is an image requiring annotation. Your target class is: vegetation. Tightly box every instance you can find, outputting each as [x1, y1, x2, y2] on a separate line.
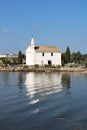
[23, 65, 29, 68]
[0, 50, 26, 66]
[34, 64, 39, 68]
[18, 50, 23, 64]
[43, 64, 61, 68]
[1, 58, 11, 66]
[61, 46, 87, 67]
[61, 46, 71, 65]
[12, 58, 18, 65]
[65, 46, 71, 63]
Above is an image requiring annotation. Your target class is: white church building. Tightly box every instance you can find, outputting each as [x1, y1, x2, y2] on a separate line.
[26, 36, 61, 66]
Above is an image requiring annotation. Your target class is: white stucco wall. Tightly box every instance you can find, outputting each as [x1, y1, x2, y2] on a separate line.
[26, 48, 35, 65]
[35, 52, 61, 66]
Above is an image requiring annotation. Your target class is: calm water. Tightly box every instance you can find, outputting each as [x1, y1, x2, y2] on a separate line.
[0, 72, 87, 130]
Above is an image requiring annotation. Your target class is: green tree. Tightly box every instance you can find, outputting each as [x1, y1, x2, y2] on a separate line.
[71, 52, 77, 63]
[61, 53, 66, 65]
[18, 50, 22, 64]
[71, 51, 82, 64]
[76, 51, 81, 63]
[2, 58, 11, 66]
[65, 46, 71, 63]
[12, 58, 18, 65]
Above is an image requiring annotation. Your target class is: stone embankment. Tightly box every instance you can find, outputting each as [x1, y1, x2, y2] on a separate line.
[60, 67, 87, 73]
[0, 66, 87, 73]
[0, 66, 60, 72]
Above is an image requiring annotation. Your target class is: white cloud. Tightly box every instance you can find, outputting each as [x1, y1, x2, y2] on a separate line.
[2, 28, 8, 33]
[32, 24, 37, 28]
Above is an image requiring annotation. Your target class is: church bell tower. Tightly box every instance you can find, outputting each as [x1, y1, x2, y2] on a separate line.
[30, 35, 35, 48]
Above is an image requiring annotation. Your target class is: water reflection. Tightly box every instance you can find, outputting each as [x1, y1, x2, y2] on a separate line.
[62, 73, 71, 95]
[25, 72, 63, 104]
[1, 72, 87, 129]
[17, 72, 23, 89]
[62, 73, 71, 89]
[2, 72, 10, 86]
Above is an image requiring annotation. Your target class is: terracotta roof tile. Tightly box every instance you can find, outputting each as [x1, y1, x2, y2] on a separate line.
[35, 46, 60, 52]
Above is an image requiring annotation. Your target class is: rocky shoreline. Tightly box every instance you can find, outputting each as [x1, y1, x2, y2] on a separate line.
[0, 66, 87, 73]
[0, 66, 60, 72]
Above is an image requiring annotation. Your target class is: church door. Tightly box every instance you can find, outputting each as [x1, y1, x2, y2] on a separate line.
[48, 60, 52, 65]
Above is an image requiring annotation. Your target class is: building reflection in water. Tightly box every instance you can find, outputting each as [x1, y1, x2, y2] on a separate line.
[25, 72, 63, 105]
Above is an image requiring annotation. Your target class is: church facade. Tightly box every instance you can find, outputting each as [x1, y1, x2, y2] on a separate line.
[26, 37, 61, 66]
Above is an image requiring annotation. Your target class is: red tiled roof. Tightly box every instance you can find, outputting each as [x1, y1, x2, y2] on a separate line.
[35, 46, 60, 52]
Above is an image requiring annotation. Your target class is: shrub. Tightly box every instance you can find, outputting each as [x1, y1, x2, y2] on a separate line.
[23, 65, 29, 68]
[44, 64, 52, 68]
[56, 65, 61, 68]
[52, 65, 56, 68]
[34, 64, 39, 68]
[85, 62, 87, 68]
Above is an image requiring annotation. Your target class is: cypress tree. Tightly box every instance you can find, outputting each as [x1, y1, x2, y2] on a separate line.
[65, 46, 71, 63]
[18, 50, 22, 64]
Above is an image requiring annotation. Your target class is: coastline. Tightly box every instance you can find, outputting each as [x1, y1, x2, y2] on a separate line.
[0, 66, 87, 73]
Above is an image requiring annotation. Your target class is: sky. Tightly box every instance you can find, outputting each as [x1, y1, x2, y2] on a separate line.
[0, 0, 87, 54]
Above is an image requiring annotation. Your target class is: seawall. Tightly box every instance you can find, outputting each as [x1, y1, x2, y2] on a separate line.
[0, 66, 87, 73]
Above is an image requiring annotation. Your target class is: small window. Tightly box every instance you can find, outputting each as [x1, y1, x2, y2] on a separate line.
[42, 52, 44, 56]
[51, 52, 53, 56]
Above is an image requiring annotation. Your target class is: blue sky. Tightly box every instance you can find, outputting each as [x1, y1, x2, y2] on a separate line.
[0, 0, 87, 54]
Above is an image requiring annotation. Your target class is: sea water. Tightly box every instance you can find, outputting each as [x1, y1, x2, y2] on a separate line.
[0, 72, 87, 130]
